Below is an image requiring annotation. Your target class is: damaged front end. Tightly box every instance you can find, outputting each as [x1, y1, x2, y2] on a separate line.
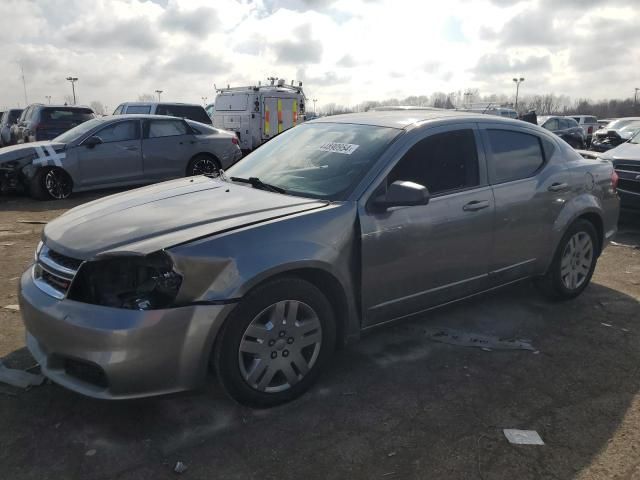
[0, 162, 24, 195]
[67, 252, 183, 311]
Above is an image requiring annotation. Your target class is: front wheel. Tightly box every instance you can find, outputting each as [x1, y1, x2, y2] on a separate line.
[535, 219, 598, 300]
[214, 277, 336, 407]
[30, 168, 73, 200]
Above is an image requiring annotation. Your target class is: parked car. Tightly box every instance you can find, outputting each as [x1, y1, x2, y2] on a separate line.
[1, 109, 23, 146]
[17, 111, 619, 406]
[597, 129, 640, 210]
[14, 105, 95, 144]
[0, 115, 242, 200]
[113, 102, 212, 125]
[568, 115, 598, 145]
[538, 116, 586, 148]
[205, 103, 215, 118]
[10, 104, 39, 145]
[590, 118, 640, 152]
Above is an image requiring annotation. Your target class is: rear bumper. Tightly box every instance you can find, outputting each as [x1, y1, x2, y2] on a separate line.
[619, 188, 640, 210]
[19, 268, 236, 400]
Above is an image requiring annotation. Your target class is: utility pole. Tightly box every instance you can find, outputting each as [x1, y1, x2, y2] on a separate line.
[313, 98, 318, 115]
[635, 88, 639, 106]
[512, 77, 525, 112]
[45, 95, 51, 104]
[21, 65, 28, 105]
[66, 76, 78, 104]
[155, 90, 163, 101]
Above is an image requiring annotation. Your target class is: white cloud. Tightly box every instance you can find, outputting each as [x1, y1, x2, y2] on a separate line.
[0, 0, 638, 111]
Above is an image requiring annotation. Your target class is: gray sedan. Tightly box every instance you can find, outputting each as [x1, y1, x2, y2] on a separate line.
[0, 114, 242, 200]
[19, 110, 619, 406]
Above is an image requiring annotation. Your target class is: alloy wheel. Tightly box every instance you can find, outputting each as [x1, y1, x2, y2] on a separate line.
[560, 231, 593, 290]
[44, 170, 72, 199]
[191, 158, 219, 176]
[238, 300, 323, 393]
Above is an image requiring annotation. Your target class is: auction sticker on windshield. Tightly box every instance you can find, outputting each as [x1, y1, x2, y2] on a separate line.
[319, 142, 360, 155]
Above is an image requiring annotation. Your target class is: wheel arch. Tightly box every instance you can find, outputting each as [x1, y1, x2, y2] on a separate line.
[186, 152, 220, 176]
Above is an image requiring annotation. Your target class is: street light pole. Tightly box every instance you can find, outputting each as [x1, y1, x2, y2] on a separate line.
[155, 90, 163, 101]
[635, 88, 639, 106]
[512, 77, 524, 111]
[313, 98, 318, 115]
[66, 76, 78, 105]
[45, 95, 51, 104]
[202, 96, 208, 105]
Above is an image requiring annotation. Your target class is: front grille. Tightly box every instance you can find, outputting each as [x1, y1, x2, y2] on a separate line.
[618, 179, 640, 194]
[33, 244, 82, 299]
[615, 162, 640, 173]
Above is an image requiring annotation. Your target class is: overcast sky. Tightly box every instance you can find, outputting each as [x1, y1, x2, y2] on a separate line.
[1, 0, 638, 111]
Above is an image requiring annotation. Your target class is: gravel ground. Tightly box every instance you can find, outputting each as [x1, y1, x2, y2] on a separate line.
[1, 191, 639, 480]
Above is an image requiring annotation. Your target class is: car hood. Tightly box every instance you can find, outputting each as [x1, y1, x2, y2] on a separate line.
[44, 176, 329, 260]
[0, 141, 66, 167]
[601, 142, 640, 162]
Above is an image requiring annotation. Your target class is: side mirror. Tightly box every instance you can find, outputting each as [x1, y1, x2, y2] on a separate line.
[373, 180, 430, 210]
[83, 136, 103, 148]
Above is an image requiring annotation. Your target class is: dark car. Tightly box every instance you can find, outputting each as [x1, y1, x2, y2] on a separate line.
[113, 102, 212, 125]
[14, 105, 96, 144]
[598, 130, 640, 211]
[1, 109, 24, 147]
[538, 116, 586, 149]
[590, 118, 640, 153]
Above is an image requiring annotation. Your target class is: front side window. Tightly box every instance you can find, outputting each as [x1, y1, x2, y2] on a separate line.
[543, 118, 559, 131]
[147, 120, 188, 138]
[388, 129, 479, 196]
[227, 122, 400, 200]
[94, 120, 140, 143]
[112, 105, 124, 115]
[486, 129, 545, 184]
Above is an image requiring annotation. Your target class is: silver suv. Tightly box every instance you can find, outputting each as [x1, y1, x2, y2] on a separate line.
[19, 111, 620, 407]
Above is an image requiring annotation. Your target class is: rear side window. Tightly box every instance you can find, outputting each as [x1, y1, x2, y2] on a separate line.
[147, 120, 188, 138]
[486, 130, 545, 184]
[112, 105, 124, 115]
[389, 129, 479, 196]
[94, 120, 140, 143]
[543, 118, 558, 131]
[572, 117, 581, 123]
[41, 108, 94, 123]
[156, 104, 211, 124]
[126, 105, 152, 114]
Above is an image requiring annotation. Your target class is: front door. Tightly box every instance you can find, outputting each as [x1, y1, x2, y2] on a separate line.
[360, 125, 495, 327]
[78, 119, 143, 187]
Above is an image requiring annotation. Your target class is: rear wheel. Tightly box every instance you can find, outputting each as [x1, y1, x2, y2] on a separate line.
[214, 277, 336, 407]
[536, 219, 598, 300]
[30, 168, 73, 200]
[187, 154, 220, 176]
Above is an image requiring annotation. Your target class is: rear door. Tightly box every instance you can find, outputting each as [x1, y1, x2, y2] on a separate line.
[262, 97, 295, 140]
[141, 118, 196, 180]
[359, 124, 495, 326]
[479, 124, 571, 282]
[77, 119, 143, 188]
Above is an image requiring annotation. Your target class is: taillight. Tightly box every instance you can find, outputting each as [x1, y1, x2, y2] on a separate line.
[611, 170, 619, 192]
[232, 137, 239, 145]
[588, 126, 593, 134]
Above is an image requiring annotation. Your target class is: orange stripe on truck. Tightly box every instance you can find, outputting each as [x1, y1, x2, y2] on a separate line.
[277, 99, 283, 133]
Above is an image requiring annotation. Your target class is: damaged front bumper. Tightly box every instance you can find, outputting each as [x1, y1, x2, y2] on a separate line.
[0, 166, 21, 194]
[19, 268, 237, 400]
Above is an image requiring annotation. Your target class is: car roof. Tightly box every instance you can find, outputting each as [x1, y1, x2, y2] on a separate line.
[308, 110, 522, 130]
[119, 102, 204, 107]
[102, 114, 186, 121]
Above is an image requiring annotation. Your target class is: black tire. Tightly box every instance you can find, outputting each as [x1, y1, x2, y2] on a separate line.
[535, 219, 598, 301]
[214, 277, 336, 407]
[186, 154, 220, 176]
[30, 167, 73, 201]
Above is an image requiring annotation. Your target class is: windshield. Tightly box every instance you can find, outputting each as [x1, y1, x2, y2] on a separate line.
[605, 119, 638, 130]
[618, 122, 640, 139]
[629, 129, 640, 144]
[226, 122, 401, 200]
[53, 118, 104, 143]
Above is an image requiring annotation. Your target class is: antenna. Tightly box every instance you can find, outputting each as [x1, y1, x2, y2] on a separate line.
[20, 64, 28, 105]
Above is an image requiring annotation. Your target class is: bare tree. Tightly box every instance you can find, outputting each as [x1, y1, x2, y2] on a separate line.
[138, 93, 156, 102]
[89, 101, 105, 115]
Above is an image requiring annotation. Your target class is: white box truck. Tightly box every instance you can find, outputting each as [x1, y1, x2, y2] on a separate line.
[212, 78, 307, 152]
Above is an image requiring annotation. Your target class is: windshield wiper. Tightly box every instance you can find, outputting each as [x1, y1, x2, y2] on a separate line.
[230, 176, 286, 194]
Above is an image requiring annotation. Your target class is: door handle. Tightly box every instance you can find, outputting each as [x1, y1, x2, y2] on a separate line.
[462, 200, 490, 211]
[548, 182, 569, 192]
